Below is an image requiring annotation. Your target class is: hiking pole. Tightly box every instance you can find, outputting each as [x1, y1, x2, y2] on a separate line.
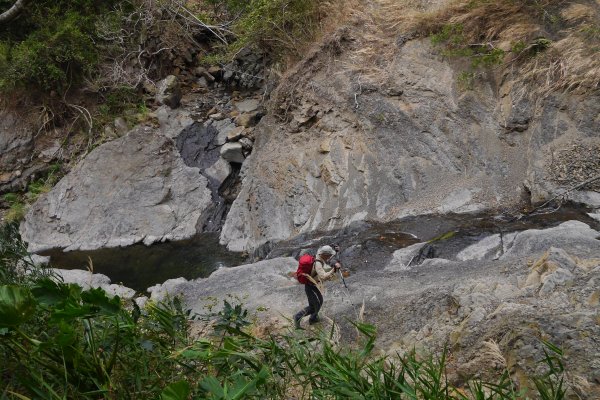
[332, 244, 360, 318]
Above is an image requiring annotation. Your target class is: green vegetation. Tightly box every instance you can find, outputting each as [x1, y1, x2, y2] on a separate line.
[2, 163, 62, 222]
[201, 0, 324, 62]
[0, 0, 121, 92]
[3, 195, 25, 223]
[0, 224, 574, 399]
[421, 0, 600, 91]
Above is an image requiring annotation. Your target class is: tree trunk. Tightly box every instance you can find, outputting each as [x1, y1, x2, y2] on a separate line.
[0, 0, 30, 24]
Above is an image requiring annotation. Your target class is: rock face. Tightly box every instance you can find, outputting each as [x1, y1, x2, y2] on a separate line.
[52, 268, 136, 300]
[0, 110, 33, 172]
[20, 126, 212, 253]
[0, 110, 35, 190]
[156, 75, 182, 109]
[219, 29, 600, 252]
[151, 220, 600, 397]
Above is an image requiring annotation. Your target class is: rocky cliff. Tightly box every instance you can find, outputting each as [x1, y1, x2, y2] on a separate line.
[220, 20, 600, 251]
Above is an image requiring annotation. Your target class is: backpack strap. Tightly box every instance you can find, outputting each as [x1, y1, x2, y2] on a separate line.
[312, 259, 324, 276]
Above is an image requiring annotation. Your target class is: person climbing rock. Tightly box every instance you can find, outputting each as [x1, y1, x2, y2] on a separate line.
[294, 245, 339, 329]
[330, 243, 343, 271]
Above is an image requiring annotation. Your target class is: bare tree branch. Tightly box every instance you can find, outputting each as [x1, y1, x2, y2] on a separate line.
[0, 0, 30, 24]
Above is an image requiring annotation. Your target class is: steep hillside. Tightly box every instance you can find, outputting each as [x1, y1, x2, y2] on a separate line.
[220, 0, 600, 251]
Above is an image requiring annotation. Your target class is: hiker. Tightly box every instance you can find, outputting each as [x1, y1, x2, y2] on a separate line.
[294, 245, 340, 328]
[330, 243, 343, 271]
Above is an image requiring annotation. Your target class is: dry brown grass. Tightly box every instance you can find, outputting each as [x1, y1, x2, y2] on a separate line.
[415, 0, 600, 93]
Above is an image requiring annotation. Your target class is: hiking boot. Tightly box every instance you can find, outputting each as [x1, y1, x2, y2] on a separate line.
[294, 315, 302, 329]
[308, 317, 320, 325]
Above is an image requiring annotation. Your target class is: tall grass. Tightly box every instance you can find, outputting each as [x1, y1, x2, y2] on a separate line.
[417, 0, 600, 93]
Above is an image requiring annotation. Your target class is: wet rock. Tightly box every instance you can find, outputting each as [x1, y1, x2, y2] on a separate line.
[156, 75, 182, 109]
[21, 126, 212, 253]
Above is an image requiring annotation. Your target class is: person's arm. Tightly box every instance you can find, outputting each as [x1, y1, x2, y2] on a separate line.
[314, 260, 336, 280]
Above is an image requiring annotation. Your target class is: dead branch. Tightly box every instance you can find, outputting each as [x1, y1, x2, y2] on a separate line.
[0, 0, 30, 24]
[532, 174, 600, 211]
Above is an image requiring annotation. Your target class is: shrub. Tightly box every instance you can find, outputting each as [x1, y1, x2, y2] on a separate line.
[419, 0, 600, 92]
[203, 0, 324, 61]
[0, 0, 120, 93]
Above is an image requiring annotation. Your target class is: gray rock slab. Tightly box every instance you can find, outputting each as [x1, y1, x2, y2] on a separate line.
[0, 109, 34, 171]
[21, 126, 212, 253]
[52, 268, 111, 289]
[234, 99, 260, 113]
[156, 75, 182, 109]
[501, 220, 600, 259]
[148, 258, 299, 316]
[456, 234, 502, 261]
[220, 142, 245, 164]
[205, 158, 232, 185]
[385, 243, 426, 272]
[52, 268, 136, 299]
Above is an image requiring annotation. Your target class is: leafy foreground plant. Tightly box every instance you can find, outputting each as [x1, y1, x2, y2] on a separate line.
[0, 280, 572, 399]
[0, 228, 571, 399]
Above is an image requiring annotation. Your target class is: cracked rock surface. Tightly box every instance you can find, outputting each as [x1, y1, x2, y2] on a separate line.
[20, 126, 212, 253]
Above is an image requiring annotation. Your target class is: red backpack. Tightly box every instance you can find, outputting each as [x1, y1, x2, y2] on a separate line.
[295, 254, 315, 284]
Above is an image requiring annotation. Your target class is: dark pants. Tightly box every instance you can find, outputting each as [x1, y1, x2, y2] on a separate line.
[294, 284, 323, 323]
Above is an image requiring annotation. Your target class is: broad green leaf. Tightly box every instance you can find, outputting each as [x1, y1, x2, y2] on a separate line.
[0, 285, 36, 327]
[160, 380, 191, 400]
[31, 278, 78, 307]
[200, 376, 224, 398]
[81, 287, 121, 315]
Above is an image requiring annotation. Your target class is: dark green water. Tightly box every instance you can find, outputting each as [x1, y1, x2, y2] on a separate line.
[46, 233, 246, 292]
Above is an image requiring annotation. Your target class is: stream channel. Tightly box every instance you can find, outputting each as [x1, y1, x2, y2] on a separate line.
[46, 206, 600, 292]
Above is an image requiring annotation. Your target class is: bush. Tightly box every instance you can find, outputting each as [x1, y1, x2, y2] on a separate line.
[204, 0, 324, 61]
[0, 0, 122, 93]
[419, 0, 600, 92]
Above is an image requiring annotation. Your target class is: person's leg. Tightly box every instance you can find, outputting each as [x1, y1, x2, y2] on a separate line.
[294, 284, 315, 328]
[307, 285, 323, 324]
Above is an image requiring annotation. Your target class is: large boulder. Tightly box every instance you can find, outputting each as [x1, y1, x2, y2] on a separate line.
[21, 126, 212, 253]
